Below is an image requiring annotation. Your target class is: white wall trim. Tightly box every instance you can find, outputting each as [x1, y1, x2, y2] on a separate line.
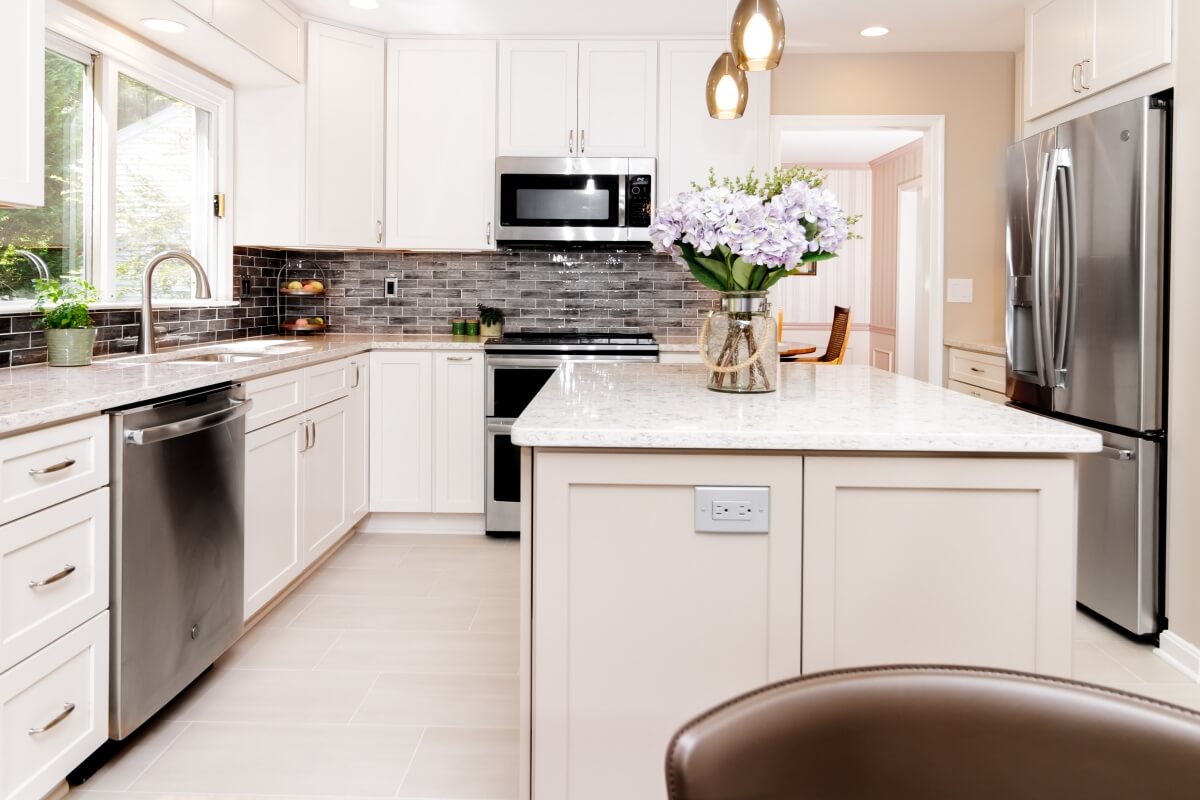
[769, 114, 946, 386]
[1156, 631, 1200, 683]
[360, 512, 487, 536]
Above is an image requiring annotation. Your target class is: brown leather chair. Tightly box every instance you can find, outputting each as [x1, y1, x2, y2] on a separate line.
[666, 665, 1200, 800]
[785, 306, 851, 364]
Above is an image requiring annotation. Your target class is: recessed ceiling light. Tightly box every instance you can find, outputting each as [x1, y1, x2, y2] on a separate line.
[140, 18, 188, 33]
[349, 0, 380, 9]
[860, 26, 890, 37]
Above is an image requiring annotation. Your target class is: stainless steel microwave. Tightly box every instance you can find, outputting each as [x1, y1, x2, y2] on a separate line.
[495, 157, 655, 243]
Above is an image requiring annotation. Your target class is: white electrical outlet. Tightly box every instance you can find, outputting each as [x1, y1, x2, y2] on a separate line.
[695, 487, 769, 533]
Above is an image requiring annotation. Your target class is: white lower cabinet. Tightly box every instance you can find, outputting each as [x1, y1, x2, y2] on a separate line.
[244, 416, 305, 619]
[302, 398, 349, 564]
[370, 351, 485, 515]
[0, 611, 108, 800]
[347, 356, 370, 525]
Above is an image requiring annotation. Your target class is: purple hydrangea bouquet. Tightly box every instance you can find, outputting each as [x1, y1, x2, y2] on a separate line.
[649, 167, 858, 393]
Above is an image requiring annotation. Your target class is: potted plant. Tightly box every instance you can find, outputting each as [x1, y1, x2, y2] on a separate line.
[479, 304, 506, 338]
[649, 167, 858, 393]
[34, 278, 99, 367]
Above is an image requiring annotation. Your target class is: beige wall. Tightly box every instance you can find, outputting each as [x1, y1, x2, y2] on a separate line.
[1167, 2, 1200, 644]
[771, 53, 1016, 347]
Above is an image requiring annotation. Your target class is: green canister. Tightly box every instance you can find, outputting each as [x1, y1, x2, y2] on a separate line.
[451, 318, 467, 336]
[465, 319, 481, 337]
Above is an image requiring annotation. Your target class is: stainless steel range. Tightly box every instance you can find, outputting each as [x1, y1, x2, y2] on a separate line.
[485, 331, 659, 536]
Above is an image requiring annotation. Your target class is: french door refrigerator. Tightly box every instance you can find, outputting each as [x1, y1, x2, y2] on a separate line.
[1006, 92, 1171, 638]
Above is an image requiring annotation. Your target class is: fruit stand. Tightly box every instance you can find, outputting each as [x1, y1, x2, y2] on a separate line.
[275, 262, 330, 335]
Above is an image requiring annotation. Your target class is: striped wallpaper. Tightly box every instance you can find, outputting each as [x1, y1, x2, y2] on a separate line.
[868, 141, 924, 332]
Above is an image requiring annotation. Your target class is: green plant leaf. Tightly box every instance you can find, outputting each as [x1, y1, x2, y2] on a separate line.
[748, 264, 768, 290]
[731, 257, 754, 291]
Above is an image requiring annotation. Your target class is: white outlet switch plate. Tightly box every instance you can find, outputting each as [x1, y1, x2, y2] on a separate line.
[695, 487, 769, 533]
[947, 278, 974, 304]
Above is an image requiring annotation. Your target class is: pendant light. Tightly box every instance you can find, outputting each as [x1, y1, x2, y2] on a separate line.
[731, 0, 786, 72]
[706, 51, 749, 120]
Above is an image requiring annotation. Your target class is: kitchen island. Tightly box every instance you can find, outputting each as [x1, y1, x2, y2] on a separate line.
[511, 362, 1101, 800]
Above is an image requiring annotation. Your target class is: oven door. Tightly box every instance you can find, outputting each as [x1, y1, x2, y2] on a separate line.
[486, 419, 521, 535]
[496, 157, 627, 242]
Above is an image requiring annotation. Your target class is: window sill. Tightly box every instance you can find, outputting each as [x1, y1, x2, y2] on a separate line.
[0, 299, 240, 315]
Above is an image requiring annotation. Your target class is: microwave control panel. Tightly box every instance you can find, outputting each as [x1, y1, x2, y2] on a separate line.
[627, 175, 653, 228]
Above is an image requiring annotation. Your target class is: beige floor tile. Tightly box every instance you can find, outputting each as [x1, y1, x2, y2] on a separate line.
[295, 566, 440, 598]
[431, 564, 519, 600]
[398, 728, 518, 800]
[1073, 610, 1120, 642]
[254, 592, 316, 629]
[1071, 641, 1139, 684]
[161, 668, 378, 724]
[327, 543, 421, 571]
[129, 722, 422, 796]
[216, 627, 341, 671]
[352, 673, 518, 728]
[355, 533, 474, 548]
[317, 630, 519, 675]
[1092, 638, 1197, 683]
[76, 719, 191, 792]
[471, 601, 519, 634]
[289, 594, 479, 632]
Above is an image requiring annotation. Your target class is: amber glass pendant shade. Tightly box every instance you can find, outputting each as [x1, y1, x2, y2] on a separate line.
[731, 0, 786, 72]
[706, 51, 749, 120]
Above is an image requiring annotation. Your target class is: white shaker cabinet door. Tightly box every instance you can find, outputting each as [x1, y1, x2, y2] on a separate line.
[657, 41, 769, 201]
[244, 415, 305, 620]
[432, 352, 486, 514]
[577, 41, 658, 157]
[305, 21, 385, 247]
[498, 40, 579, 157]
[1024, 0, 1093, 120]
[370, 352, 434, 513]
[346, 355, 370, 526]
[0, 0, 44, 208]
[1091, 0, 1173, 93]
[303, 398, 349, 564]
[387, 40, 497, 250]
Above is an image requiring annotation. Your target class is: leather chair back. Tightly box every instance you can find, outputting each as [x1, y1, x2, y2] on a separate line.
[666, 665, 1200, 800]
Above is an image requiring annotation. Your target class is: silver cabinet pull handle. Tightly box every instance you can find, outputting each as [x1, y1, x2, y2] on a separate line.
[351, 363, 361, 389]
[568, 129, 574, 154]
[299, 419, 309, 452]
[447, 356, 474, 362]
[310, 420, 317, 449]
[29, 564, 76, 588]
[1072, 63, 1082, 93]
[970, 367, 985, 374]
[1101, 446, 1135, 462]
[580, 129, 586, 154]
[29, 458, 76, 476]
[376, 220, 383, 244]
[28, 703, 75, 735]
[486, 222, 492, 245]
[1079, 60, 1091, 90]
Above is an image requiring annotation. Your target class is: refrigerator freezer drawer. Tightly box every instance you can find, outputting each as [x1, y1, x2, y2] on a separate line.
[1076, 427, 1161, 635]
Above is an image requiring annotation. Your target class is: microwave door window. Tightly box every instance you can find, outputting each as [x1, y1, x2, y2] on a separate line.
[500, 174, 620, 227]
[517, 187, 610, 222]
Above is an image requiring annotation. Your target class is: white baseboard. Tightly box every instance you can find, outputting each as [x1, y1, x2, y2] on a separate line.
[359, 512, 486, 536]
[1156, 630, 1200, 683]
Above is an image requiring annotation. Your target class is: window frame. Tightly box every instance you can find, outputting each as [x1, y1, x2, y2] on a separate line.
[0, 1, 236, 311]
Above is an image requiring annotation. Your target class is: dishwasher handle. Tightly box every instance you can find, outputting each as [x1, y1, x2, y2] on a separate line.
[125, 398, 254, 446]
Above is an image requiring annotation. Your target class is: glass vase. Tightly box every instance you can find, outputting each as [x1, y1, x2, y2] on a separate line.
[701, 292, 778, 393]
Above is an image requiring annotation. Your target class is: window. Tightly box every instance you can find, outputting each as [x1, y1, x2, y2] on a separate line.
[0, 8, 231, 309]
[0, 47, 90, 301]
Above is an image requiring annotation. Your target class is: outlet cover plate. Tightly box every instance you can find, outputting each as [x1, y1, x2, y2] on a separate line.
[695, 486, 769, 534]
[946, 278, 974, 304]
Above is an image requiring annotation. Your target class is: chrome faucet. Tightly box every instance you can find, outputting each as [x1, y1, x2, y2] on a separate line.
[13, 250, 51, 281]
[137, 251, 212, 354]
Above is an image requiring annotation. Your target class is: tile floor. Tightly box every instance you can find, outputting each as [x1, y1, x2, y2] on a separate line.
[71, 531, 1200, 799]
[72, 532, 521, 800]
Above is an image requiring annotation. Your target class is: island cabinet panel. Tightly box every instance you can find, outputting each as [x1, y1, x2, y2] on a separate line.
[530, 450, 803, 800]
[802, 456, 1076, 677]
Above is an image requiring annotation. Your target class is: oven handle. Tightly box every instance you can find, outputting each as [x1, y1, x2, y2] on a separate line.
[487, 419, 516, 435]
[486, 356, 658, 368]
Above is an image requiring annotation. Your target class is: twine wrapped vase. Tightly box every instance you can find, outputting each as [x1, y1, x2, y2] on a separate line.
[700, 292, 779, 393]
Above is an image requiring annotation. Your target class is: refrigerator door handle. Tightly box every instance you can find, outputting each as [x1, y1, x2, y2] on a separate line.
[1030, 150, 1055, 388]
[1052, 150, 1078, 388]
[1102, 446, 1136, 462]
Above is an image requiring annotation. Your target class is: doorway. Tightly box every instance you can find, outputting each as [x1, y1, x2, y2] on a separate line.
[768, 115, 946, 384]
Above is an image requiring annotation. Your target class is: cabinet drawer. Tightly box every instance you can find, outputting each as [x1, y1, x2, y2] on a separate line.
[245, 370, 306, 431]
[0, 417, 108, 526]
[1, 611, 108, 800]
[948, 349, 1006, 393]
[949, 380, 1008, 405]
[304, 358, 350, 409]
[0, 490, 109, 673]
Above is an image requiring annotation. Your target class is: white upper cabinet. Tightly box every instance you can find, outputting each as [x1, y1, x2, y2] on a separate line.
[1025, 0, 1173, 120]
[577, 41, 658, 157]
[658, 41, 769, 201]
[211, 0, 305, 82]
[499, 39, 657, 158]
[498, 40, 579, 157]
[0, 0, 44, 208]
[305, 22, 385, 248]
[387, 40, 497, 250]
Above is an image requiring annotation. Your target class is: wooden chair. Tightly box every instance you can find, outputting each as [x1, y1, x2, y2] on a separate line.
[786, 306, 851, 364]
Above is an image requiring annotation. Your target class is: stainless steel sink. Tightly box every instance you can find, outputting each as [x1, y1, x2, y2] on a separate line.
[173, 353, 266, 364]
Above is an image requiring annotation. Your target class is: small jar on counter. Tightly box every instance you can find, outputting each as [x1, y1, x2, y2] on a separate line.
[465, 319, 481, 337]
[451, 318, 467, 336]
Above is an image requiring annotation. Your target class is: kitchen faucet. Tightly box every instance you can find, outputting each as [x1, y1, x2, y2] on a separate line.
[13, 250, 51, 281]
[137, 250, 212, 354]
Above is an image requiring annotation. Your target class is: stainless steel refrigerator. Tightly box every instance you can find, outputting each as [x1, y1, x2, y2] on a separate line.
[1006, 92, 1170, 638]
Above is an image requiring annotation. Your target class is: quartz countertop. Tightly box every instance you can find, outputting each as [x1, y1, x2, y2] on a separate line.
[510, 363, 1101, 453]
[944, 338, 1007, 357]
[0, 334, 486, 436]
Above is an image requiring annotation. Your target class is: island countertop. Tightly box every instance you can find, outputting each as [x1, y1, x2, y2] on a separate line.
[510, 363, 1102, 453]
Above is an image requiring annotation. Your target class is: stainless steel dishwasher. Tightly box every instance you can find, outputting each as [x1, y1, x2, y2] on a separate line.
[107, 383, 251, 739]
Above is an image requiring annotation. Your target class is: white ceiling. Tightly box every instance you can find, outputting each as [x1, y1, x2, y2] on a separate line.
[780, 129, 923, 165]
[286, 0, 1025, 52]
